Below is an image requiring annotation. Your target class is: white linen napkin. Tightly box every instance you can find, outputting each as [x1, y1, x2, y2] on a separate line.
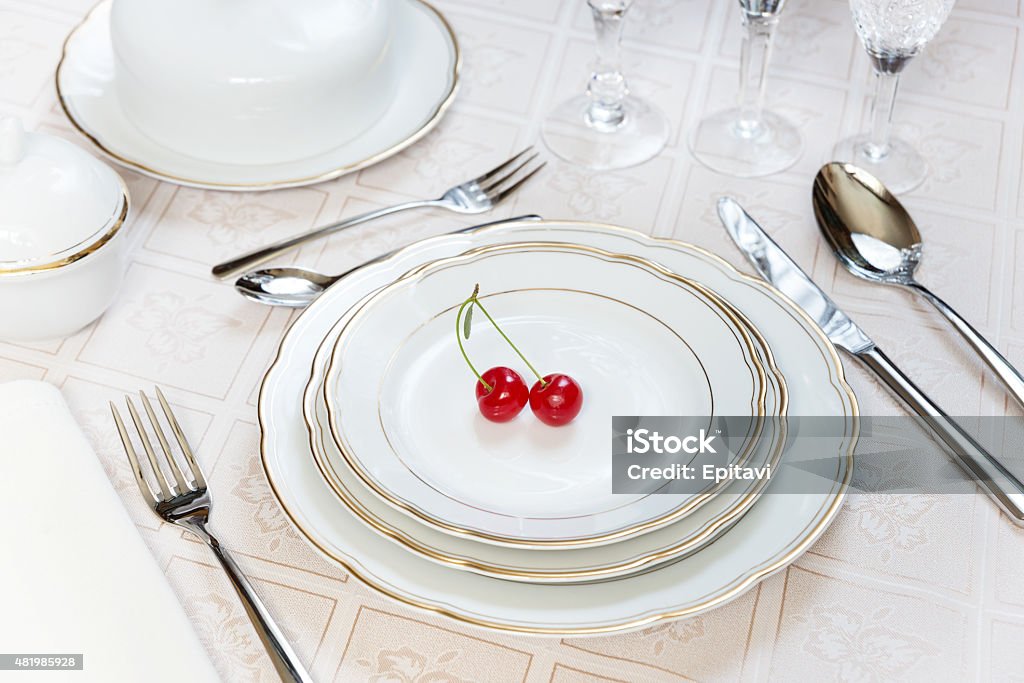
[0, 380, 219, 682]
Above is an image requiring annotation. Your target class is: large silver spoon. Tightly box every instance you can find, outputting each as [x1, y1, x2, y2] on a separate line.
[813, 162, 1024, 408]
[234, 215, 542, 308]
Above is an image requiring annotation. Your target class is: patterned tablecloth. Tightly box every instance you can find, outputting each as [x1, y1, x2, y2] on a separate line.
[3, 0, 1023, 680]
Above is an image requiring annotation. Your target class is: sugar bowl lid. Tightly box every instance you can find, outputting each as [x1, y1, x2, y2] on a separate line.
[0, 117, 128, 275]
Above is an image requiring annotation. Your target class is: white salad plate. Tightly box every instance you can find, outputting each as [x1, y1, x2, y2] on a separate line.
[322, 242, 769, 548]
[56, 0, 459, 190]
[259, 220, 857, 635]
[304, 282, 786, 583]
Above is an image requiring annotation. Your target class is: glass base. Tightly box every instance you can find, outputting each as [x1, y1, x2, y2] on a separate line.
[688, 108, 803, 178]
[832, 135, 928, 195]
[541, 94, 669, 171]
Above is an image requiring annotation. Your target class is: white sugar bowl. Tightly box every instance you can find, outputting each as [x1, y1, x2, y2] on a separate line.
[110, 0, 397, 166]
[0, 118, 131, 342]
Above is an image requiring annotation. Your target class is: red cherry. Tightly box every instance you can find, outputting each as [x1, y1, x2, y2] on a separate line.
[476, 366, 529, 422]
[529, 373, 583, 426]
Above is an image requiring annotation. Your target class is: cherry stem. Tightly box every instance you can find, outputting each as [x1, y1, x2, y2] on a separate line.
[455, 294, 492, 392]
[471, 290, 547, 387]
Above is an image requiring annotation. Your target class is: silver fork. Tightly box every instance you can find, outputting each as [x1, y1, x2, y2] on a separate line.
[211, 146, 546, 280]
[111, 388, 313, 683]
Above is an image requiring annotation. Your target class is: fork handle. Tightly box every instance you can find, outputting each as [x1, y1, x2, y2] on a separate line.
[211, 199, 442, 280]
[193, 525, 314, 682]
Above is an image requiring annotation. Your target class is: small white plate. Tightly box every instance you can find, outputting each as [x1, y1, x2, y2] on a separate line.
[55, 0, 459, 190]
[305, 292, 787, 582]
[259, 220, 857, 635]
[323, 242, 767, 547]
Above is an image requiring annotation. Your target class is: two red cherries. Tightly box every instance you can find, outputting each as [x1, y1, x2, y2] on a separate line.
[457, 286, 583, 426]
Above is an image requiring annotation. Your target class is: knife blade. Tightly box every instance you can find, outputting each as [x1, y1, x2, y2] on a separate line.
[717, 196, 1024, 526]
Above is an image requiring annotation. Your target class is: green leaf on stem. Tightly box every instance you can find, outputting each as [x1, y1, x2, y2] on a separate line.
[463, 302, 474, 339]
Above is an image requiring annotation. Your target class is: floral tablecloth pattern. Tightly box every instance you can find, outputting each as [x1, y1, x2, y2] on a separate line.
[2, 0, 1023, 680]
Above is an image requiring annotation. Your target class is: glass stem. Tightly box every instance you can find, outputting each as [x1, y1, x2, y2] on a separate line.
[736, 12, 779, 138]
[864, 68, 900, 161]
[585, 0, 632, 132]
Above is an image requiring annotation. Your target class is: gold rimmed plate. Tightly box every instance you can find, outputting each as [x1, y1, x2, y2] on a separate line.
[321, 242, 770, 548]
[55, 0, 459, 190]
[303, 280, 787, 583]
[258, 220, 857, 634]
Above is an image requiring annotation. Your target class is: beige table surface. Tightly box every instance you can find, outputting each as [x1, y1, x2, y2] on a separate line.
[2, 0, 1024, 680]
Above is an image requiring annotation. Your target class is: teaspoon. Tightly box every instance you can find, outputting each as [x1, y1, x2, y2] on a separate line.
[812, 162, 1024, 409]
[234, 215, 542, 308]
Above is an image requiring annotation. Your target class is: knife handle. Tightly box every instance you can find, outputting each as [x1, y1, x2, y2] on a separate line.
[857, 345, 1024, 526]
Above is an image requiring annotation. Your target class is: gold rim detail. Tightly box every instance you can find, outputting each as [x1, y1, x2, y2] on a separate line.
[0, 183, 129, 276]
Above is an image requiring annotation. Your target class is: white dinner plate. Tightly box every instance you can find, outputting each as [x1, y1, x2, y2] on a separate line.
[304, 285, 787, 582]
[55, 0, 459, 190]
[259, 220, 857, 635]
[323, 242, 768, 547]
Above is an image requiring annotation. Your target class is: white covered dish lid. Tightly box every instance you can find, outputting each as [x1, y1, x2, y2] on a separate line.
[109, 0, 398, 165]
[0, 117, 128, 275]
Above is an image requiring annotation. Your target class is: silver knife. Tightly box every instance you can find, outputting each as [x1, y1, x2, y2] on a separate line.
[718, 196, 1024, 526]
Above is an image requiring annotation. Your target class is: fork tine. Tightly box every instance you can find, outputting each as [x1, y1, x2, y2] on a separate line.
[478, 152, 540, 192]
[471, 146, 534, 186]
[485, 161, 546, 206]
[125, 396, 175, 499]
[140, 391, 191, 492]
[111, 402, 158, 507]
[155, 386, 207, 489]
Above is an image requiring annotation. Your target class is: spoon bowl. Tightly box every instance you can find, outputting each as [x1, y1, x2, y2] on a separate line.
[812, 161, 1024, 410]
[235, 267, 337, 308]
[813, 162, 922, 285]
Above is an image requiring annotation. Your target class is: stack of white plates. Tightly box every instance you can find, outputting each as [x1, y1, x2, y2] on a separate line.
[260, 220, 857, 635]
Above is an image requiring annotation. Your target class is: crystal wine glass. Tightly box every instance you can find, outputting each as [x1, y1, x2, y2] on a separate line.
[834, 0, 956, 194]
[689, 1, 802, 177]
[541, 0, 669, 170]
